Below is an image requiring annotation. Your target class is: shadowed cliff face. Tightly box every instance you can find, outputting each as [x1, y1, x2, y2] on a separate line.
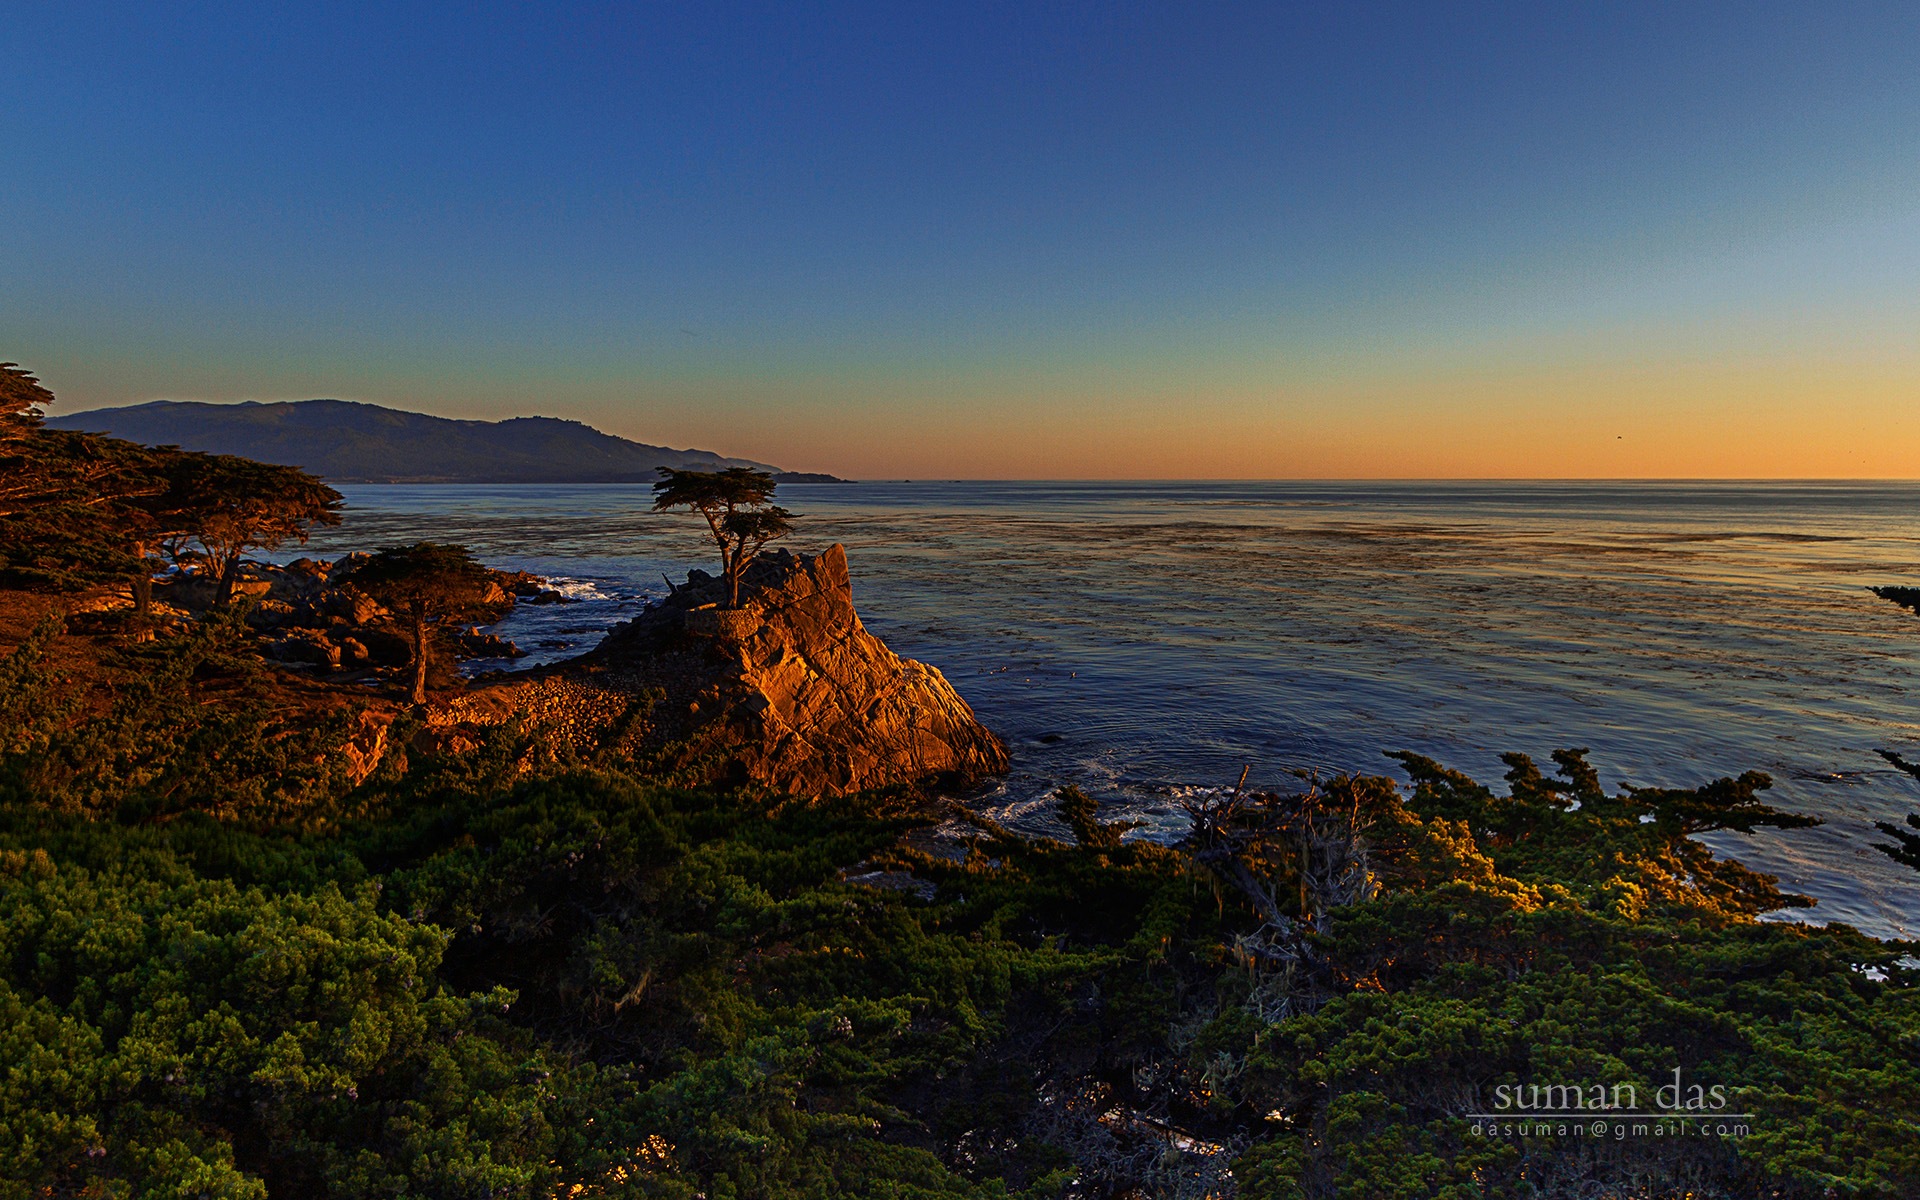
[435, 544, 1008, 795]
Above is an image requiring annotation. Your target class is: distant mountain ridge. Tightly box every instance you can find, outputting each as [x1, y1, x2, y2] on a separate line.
[45, 399, 832, 484]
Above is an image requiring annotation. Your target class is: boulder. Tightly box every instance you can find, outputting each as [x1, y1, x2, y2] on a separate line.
[154, 562, 328, 616]
[495, 570, 548, 597]
[321, 588, 389, 625]
[265, 628, 341, 669]
[224, 562, 328, 605]
[338, 709, 397, 785]
[247, 599, 298, 628]
[433, 545, 1008, 796]
[458, 627, 525, 658]
[154, 575, 217, 612]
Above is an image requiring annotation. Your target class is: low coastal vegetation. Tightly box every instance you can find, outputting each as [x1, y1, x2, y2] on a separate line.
[3, 363, 1919, 1197]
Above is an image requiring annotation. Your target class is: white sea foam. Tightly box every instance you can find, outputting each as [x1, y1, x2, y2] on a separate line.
[542, 576, 615, 601]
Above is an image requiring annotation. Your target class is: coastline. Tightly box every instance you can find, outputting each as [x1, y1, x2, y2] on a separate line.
[298, 478, 1920, 940]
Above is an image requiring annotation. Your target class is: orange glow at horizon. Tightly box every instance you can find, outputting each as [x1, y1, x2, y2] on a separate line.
[40, 344, 1920, 481]
[594, 357, 1920, 481]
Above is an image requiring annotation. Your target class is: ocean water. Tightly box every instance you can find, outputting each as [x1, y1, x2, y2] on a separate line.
[296, 481, 1920, 939]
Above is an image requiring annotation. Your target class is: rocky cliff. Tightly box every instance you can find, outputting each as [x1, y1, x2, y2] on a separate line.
[434, 545, 1008, 796]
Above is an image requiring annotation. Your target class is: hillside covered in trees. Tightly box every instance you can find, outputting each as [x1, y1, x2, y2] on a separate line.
[45, 397, 839, 484]
[3, 362, 1920, 1198]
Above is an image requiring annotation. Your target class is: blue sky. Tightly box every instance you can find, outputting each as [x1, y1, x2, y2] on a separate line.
[6, 2, 1918, 476]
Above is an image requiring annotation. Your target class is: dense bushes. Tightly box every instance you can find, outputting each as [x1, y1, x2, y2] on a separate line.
[0, 609, 356, 823]
[0, 845, 562, 1198]
[1216, 759, 1919, 1198]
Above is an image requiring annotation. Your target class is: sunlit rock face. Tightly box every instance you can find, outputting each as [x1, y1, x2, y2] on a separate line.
[438, 544, 1009, 796]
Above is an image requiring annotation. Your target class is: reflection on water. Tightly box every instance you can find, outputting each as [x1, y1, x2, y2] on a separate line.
[298, 480, 1920, 939]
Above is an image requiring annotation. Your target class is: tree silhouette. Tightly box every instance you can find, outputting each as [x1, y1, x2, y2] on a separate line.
[166, 454, 343, 606]
[0, 363, 138, 520]
[651, 467, 794, 607]
[0, 364, 179, 597]
[0, 362, 54, 438]
[340, 542, 497, 705]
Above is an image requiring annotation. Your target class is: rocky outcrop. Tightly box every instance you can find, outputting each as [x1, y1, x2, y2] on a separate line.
[338, 709, 399, 786]
[154, 557, 532, 676]
[434, 545, 1008, 796]
[1874, 586, 1920, 618]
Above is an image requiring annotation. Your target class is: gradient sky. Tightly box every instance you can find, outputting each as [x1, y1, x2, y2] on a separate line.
[5, 2, 1919, 478]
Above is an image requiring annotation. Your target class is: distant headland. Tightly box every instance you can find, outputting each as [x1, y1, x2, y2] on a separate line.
[46, 398, 845, 485]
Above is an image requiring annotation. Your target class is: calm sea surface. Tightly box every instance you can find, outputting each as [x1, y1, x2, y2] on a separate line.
[298, 481, 1920, 939]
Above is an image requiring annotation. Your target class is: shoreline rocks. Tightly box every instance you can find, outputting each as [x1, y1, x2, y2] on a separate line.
[433, 544, 1009, 796]
[149, 545, 1004, 797]
[154, 557, 533, 676]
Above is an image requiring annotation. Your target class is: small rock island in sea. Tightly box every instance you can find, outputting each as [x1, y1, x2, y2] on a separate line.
[434, 544, 1010, 795]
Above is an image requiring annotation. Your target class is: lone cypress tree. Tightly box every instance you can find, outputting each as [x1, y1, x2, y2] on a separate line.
[651, 467, 794, 607]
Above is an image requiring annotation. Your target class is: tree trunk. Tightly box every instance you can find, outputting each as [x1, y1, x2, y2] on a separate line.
[705, 509, 733, 603]
[215, 553, 239, 607]
[130, 544, 153, 621]
[729, 553, 769, 609]
[409, 613, 429, 706]
[721, 533, 739, 608]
